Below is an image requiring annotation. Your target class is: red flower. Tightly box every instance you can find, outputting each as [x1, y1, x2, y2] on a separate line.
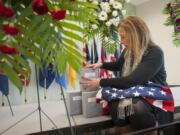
[32, 0, 48, 15]
[50, 9, 66, 20]
[3, 24, 21, 35]
[0, 2, 14, 18]
[0, 45, 17, 54]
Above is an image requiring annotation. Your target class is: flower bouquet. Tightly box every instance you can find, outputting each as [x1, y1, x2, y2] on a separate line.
[86, 0, 129, 53]
[163, 0, 180, 46]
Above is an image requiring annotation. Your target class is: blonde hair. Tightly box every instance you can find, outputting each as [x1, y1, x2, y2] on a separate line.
[118, 16, 155, 74]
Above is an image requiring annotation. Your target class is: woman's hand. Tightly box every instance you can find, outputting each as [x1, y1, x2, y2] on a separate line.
[85, 62, 102, 70]
[80, 77, 100, 90]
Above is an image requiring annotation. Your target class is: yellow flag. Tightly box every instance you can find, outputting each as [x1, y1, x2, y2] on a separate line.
[83, 43, 87, 67]
[68, 65, 76, 90]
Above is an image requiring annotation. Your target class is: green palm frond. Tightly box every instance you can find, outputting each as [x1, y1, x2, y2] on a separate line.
[99, 30, 120, 54]
[0, 0, 98, 91]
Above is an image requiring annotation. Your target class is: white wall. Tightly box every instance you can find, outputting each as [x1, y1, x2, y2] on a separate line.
[135, 0, 180, 85]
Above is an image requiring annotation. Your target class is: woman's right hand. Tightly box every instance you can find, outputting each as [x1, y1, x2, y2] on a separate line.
[85, 62, 102, 70]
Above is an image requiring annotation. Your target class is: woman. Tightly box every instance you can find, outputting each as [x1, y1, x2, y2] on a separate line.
[81, 16, 174, 134]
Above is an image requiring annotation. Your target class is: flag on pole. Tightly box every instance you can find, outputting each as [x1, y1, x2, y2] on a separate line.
[99, 46, 109, 78]
[39, 63, 55, 89]
[114, 47, 121, 60]
[110, 47, 121, 77]
[83, 43, 90, 66]
[55, 74, 67, 90]
[0, 74, 9, 96]
[85, 43, 90, 61]
[17, 68, 30, 103]
[68, 65, 76, 90]
[91, 38, 98, 64]
[16, 55, 30, 102]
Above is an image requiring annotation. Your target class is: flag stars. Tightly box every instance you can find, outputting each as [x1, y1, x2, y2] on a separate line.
[150, 88, 156, 91]
[105, 90, 110, 94]
[133, 91, 140, 97]
[160, 91, 166, 95]
[111, 93, 118, 98]
[148, 91, 154, 96]
[100, 82, 173, 112]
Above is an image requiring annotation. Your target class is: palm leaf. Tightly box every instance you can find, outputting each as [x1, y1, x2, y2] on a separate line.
[0, 0, 98, 90]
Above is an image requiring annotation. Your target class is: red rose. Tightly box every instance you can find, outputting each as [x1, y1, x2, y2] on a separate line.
[0, 45, 17, 54]
[50, 9, 66, 20]
[0, 2, 14, 18]
[3, 24, 20, 35]
[32, 0, 48, 15]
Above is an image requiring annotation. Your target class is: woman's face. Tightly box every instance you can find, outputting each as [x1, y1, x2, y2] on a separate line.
[118, 28, 129, 48]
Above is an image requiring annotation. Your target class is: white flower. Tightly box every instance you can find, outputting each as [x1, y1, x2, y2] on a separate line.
[109, 0, 115, 5]
[109, 18, 114, 23]
[122, 10, 127, 16]
[98, 11, 108, 21]
[110, 18, 119, 26]
[104, 37, 109, 42]
[112, 10, 118, 17]
[92, 24, 98, 29]
[105, 21, 112, 27]
[112, 1, 122, 10]
[100, 2, 111, 13]
[114, 21, 119, 26]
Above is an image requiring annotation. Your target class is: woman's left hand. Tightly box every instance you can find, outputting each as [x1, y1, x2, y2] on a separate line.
[80, 77, 100, 90]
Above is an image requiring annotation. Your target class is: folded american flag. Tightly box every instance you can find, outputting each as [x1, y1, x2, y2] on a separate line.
[96, 82, 174, 114]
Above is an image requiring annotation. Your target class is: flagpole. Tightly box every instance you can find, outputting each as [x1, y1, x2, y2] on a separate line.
[93, 40, 94, 64]
[6, 96, 14, 116]
[0, 64, 64, 135]
[92, 39, 95, 64]
[59, 85, 75, 135]
[24, 79, 27, 103]
[35, 64, 43, 131]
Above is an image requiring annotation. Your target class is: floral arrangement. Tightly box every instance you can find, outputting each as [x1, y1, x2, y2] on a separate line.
[0, 0, 97, 91]
[163, 0, 180, 46]
[86, 0, 129, 53]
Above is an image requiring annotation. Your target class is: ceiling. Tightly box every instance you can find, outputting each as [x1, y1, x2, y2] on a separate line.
[130, 0, 150, 6]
